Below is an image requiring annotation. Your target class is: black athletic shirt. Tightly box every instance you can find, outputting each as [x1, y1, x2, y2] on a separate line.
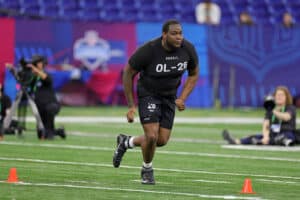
[129, 37, 198, 97]
[32, 74, 58, 107]
[264, 105, 296, 133]
[0, 94, 11, 122]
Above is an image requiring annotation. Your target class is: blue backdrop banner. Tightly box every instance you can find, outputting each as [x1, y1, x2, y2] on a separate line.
[208, 25, 300, 107]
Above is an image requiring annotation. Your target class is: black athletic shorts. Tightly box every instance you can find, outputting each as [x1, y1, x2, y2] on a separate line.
[138, 95, 176, 130]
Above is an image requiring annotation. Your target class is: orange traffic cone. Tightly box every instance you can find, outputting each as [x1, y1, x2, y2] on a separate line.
[240, 178, 255, 194]
[7, 168, 19, 183]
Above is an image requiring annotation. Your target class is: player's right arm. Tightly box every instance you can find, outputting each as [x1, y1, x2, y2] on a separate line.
[124, 41, 153, 123]
[123, 64, 138, 123]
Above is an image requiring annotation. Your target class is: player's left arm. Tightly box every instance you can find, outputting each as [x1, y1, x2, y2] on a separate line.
[176, 66, 199, 111]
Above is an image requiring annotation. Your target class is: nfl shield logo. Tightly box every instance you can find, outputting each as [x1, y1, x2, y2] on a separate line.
[74, 30, 111, 71]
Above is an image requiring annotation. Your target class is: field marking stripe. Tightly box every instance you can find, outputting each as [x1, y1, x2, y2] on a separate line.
[27, 116, 268, 124]
[157, 150, 300, 162]
[0, 141, 113, 151]
[256, 179, 298, 184]
[192, 179, 231, 184]
[68, 132, 224, 144]
[130, 180, 172, 185]
[222, 145, 300, 152]
[0, 157, 300, 181]
[0, 181, 264, 200]
[1, 141, 300, 163]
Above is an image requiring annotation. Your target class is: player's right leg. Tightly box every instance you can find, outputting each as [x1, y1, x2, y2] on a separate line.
[140, 123, 159, 184]
[112, 124, 159, 173]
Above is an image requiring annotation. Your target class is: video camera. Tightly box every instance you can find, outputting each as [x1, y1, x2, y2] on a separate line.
[263, 94, 275, 111]
[15, 55, 47, 87]
[17, 57, 34, 87]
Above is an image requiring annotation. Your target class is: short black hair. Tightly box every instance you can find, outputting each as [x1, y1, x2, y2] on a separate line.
[162, 19, 181, 33]
[31, 54, 48, 66]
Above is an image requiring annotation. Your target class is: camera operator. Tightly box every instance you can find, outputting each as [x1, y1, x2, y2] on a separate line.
[6, 55, 66, 140]
[222, 86, 296, 146]
[0, 83, 12, 140]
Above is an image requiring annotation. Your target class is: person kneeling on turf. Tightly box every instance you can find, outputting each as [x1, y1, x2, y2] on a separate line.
[0, 83, 12, 140]
[222, 86, 296, 146]
[6, 55, 66, 140]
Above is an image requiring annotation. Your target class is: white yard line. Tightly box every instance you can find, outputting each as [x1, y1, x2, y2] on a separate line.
[171, 138, 224, 144]
[192, 179, 231, 184]
[67, 180, 101, 185]
[0, 181, 264, 200]
[0, 141, 113, 151]
[130, 179, 172, 185]
[256, 179, 298, 185]
[68, 132, 115, 138]
[1, 141, 299, 162]
[68, 131, 224, 144]
[27, 116, 267, 124]
[222, 145, 300, 152]
[0, 157, 299, 181]
[158, 150, 300, 162]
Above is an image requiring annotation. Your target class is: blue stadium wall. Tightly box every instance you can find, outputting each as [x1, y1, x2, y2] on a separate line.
[207, 25, 300, 107]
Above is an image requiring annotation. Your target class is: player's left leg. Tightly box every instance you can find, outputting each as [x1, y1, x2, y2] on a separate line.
[156, 127, 171, 147]
[140, 96, 174, 184]
[156, 96, 175, 147]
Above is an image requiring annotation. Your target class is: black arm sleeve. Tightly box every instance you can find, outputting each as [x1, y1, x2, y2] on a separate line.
[128, 43, 152, 72]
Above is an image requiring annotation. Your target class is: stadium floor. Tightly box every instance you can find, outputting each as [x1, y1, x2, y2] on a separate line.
[0, 107, 299, 199]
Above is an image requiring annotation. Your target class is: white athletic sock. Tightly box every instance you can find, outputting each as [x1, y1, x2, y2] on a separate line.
[143, 162, 152, 169]
[128, 136, 135, 148]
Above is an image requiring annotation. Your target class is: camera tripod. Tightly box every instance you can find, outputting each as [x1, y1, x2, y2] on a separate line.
[3, 86, 45, 137]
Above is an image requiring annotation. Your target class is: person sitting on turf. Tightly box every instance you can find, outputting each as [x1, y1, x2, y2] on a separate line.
[222, 86, 297, 146]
